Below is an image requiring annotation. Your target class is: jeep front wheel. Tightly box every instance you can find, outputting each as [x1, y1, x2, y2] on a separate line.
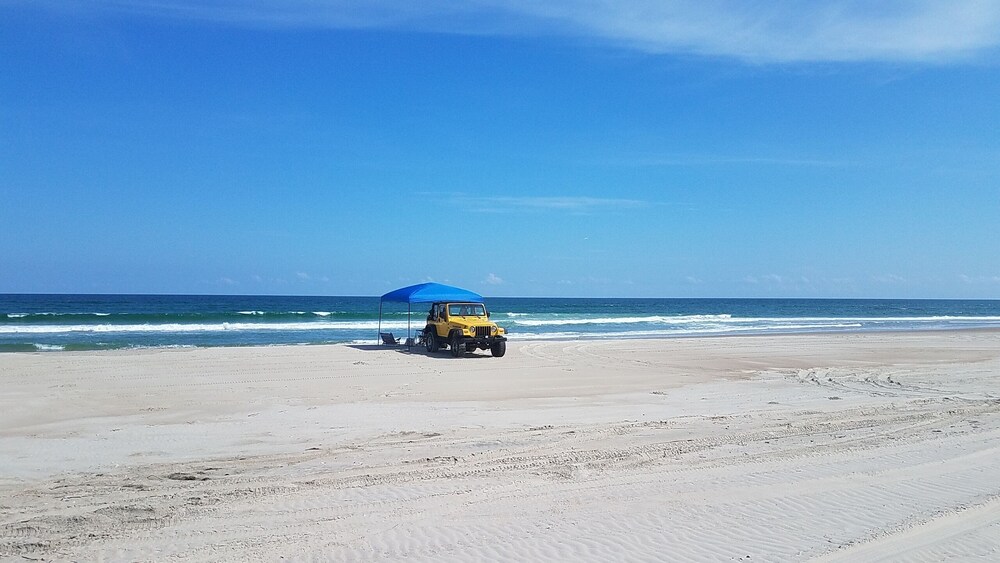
[491, 340, 506, 357]
[450, 332, 464, 357]
[425, 329, 439, 353]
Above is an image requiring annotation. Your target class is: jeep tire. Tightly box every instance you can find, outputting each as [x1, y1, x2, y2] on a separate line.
[491, 340, 506, 357]
[450, 332, 464, 357]
[425, 329, 439, 353]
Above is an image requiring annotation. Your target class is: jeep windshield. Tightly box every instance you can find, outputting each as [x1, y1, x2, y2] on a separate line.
[448, 304, 486, 317]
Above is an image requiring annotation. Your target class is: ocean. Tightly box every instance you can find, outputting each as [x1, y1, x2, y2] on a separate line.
[2, 294, 1000, 352]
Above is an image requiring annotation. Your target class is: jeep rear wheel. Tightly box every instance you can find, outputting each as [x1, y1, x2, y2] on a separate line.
[491, 340, 506, 357]
[425, 329, 439, 353]
[450, 332, 464, 357]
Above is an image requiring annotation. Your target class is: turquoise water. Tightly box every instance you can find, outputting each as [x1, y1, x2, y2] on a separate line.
[3, 294, 1000, 351]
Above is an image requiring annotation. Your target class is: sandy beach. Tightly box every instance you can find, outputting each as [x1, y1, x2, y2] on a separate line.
[2, 331, 1000, 561]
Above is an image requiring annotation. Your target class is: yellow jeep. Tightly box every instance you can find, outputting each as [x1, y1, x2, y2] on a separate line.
[423, 302, 507, 357]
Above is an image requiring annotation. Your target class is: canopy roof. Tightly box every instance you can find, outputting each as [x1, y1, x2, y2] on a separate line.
[380, 282, 483, 304]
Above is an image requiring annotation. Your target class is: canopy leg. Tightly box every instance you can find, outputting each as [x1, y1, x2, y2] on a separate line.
[377, 301, 383, 345]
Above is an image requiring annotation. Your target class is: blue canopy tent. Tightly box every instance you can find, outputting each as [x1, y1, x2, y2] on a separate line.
[378, 282, 484, 345]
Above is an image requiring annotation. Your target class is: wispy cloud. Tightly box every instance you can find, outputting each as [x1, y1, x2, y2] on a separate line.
[446, 194, 652, 213]
[959, 274, 1000, 284]
[874, 274, 907, 284]
[598, 154, 855, 168]
[57, 0, 1000, 63]
[294, 271, 331, 283]
[507, 1, 1000, 63]
[488, 196, 647, 211]
[484, 273, 504, 285]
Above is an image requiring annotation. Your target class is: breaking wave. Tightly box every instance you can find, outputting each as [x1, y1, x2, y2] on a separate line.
[5, 295, 1000, 351]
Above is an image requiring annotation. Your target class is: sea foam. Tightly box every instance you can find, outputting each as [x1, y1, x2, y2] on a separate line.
[0, 320, 412, 334]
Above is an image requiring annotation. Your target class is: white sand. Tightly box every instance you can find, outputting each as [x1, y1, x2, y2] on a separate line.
[2, 331, 1000, 561]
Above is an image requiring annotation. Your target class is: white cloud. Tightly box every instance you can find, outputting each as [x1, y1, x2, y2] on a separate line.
[510, 0, 1000, 63]
[63, 0, 1000, 63]
[485, 273, 504, 285]
[296, 272, 311, 280]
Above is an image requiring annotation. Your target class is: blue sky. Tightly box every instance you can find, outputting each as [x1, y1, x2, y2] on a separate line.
[2, 1, 999, 298]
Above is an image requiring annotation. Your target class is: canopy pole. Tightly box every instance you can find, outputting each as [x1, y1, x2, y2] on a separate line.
[377, 300, 383, 344]
[407, 303, 411, 349]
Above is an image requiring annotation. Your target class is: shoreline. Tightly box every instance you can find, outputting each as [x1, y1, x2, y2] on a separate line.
[4, 325, 1000, 355]
[3, 330, 1000, 560]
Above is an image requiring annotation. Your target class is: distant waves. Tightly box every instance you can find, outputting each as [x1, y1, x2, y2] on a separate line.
[3, 295, 1000, 351]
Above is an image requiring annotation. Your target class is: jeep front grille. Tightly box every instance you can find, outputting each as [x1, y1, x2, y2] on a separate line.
[475, 326, 491, 337]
